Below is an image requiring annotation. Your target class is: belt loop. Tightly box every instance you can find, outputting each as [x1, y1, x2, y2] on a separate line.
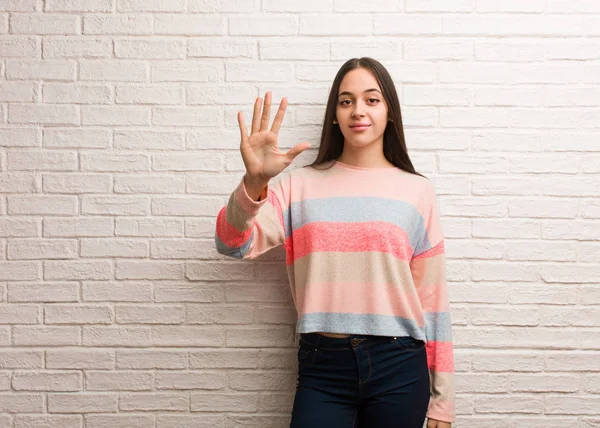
[315, 333, 321, 350]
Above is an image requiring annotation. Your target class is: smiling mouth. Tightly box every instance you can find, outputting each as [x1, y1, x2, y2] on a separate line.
[350, 124, 371, 128]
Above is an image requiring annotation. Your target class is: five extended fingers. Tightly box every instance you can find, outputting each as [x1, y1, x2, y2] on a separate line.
[238, 91, 286, 141]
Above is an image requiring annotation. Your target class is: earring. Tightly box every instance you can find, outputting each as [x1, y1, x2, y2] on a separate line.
[333, 120, 338, 124]
[388, 118, 393, 122]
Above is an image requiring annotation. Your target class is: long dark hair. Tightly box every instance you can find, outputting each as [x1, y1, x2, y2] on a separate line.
[307, 57, 426, 179]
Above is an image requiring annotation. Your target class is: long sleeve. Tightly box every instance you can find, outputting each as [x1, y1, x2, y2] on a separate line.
[410, 184, 456, 423]
[215, 175, 287, 260]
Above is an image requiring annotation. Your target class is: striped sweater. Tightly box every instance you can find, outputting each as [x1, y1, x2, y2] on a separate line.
[215, 159, 456, 423]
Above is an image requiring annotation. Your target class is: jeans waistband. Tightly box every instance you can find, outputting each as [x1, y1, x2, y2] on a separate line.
[299, 332, 399, 350]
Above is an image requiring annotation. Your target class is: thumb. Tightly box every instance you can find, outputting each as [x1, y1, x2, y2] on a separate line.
[285, 142, 311, 162]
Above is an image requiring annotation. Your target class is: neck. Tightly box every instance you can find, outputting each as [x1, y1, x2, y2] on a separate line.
[337, 139, 393, 169]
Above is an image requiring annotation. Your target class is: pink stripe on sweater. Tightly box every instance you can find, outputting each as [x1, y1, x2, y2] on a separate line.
[215, 206, 252, 247]
[426, 341, 454, 372]
[296, 281, 425, 323]
[287, 221, 414, 264]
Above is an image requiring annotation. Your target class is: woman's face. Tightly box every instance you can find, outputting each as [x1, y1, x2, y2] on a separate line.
[335, 67, 389, 150]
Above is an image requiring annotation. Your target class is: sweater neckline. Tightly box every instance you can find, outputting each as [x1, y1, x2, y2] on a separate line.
[333, 160, 399, 172]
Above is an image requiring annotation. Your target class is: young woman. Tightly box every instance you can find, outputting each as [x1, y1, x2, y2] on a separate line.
[215, 57, 455, 428]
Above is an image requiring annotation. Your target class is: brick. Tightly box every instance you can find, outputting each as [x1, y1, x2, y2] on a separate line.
[152, 107, 222, 127]
[45, 304, 113, 324]
[189, 0, 260, 12]
[117, 350, 188, 369]
[48, 393, 117, 413]
[83, 281, 153, 302]
[83, 326, 152, 346]
[80, 238, 148, 258]
[0, 127, 40, 147]
[8, 150, 77, 171]
[0, 394, 43, 412]
[7, 195, 74, 216]
[335, 0, 395, 11]
[118, 0, 185, 11]
[230, 15, 296, 36]
[14, 415, 82, 428]
[84, 14, 152, 35]
[0, 328, 10, 346]
[46, 349, 115, 369]
[404, 40, 473, 60]
[116, 218, 182, 238]
[226, 327, 295, 347]
[12, 371, 81, 391]
[10, 14, 80, 35]
[187, 261, 254, 281]
[300, 14, 371, 35]
[263, 0, 329, 11]
[156, 371, 225, 390]
[43, 173, 111, 193]
[0, 218, 38, 239]
[82, 106, 150, 126]
[13, 326, 80, 346]
[115, 38, 185, 59]
[152, 196, 222, 216]
[0, 350, 43, 368]
[43, 36, 111, 58]
[191, 392, 258, 412]
[330, 39, 402, 60]
[86, 371, 153, 391]
[43, 83, 111, 104]
[80, 60, 148, 82]
[114, 130, 184, 150]
[0, 36, 39, 57]
[152, 61, 223, 82]
[154, 14, 225, 35]
[152, 153, 222, 171]
[44, 128, 111, 148]
[80, 153, 149, 172]
[157, 415, 224, 428]
[8, 282, 78, 302]
[119, 392, 188, 411]
[44, 260, 112, 281]
[6, 60, 75, 81]
[0, 82, 36, 102]
[154, 282, 223, 303]
[150, 239, 213, 259]
[114, 175, 185, 194]
[406, 0, 472, 11]
[8, 239, 77, 260]
[226, 62, 292, 82]
[259, 39, 329, 60]
[152, 326, 224, 347]
[44, 218, 113, 237]
[229, 371, 295, 391]
[45, 0, 113, 12]
[189, 349, 259, 369]
[0, 261, 39, 280]
[0, 0, 36, 11]
[186, 304, 254, 325]
[116, 261, 184, 280]
[187, 38, 254, 58]
[185, 218, 215, 238]
[117, 305, 185, 324]
[116, 85, 183, 105]
[82, 196, 149, 216]
[0, 173, 38, 192]
[85, 415, 154, 428]
[9, 105, 78, 126]
[186, 84, 256, 105]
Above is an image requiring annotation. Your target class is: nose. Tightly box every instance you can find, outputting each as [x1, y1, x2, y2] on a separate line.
[351, 101, 365, 118]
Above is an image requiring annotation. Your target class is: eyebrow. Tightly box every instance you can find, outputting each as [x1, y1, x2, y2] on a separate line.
[338, 88, 382, 98]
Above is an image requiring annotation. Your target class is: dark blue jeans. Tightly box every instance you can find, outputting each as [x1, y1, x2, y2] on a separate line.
[290, 333, 430, 428]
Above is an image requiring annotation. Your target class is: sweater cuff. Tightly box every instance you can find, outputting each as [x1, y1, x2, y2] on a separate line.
[234, 177, 269, 215]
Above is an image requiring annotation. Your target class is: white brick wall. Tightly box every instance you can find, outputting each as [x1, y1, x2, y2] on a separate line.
[0, 0, 599, 426]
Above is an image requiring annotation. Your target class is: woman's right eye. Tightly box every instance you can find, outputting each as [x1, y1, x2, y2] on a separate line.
[339, 100, 351, 106]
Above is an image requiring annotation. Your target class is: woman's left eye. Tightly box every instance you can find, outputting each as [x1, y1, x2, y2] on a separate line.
[368, 98, 380, 103]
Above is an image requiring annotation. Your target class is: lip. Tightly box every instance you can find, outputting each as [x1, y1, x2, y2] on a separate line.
[349, 124, 371, 131]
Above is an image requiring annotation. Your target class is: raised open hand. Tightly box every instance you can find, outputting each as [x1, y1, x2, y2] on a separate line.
[238, 91, 310, 184]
